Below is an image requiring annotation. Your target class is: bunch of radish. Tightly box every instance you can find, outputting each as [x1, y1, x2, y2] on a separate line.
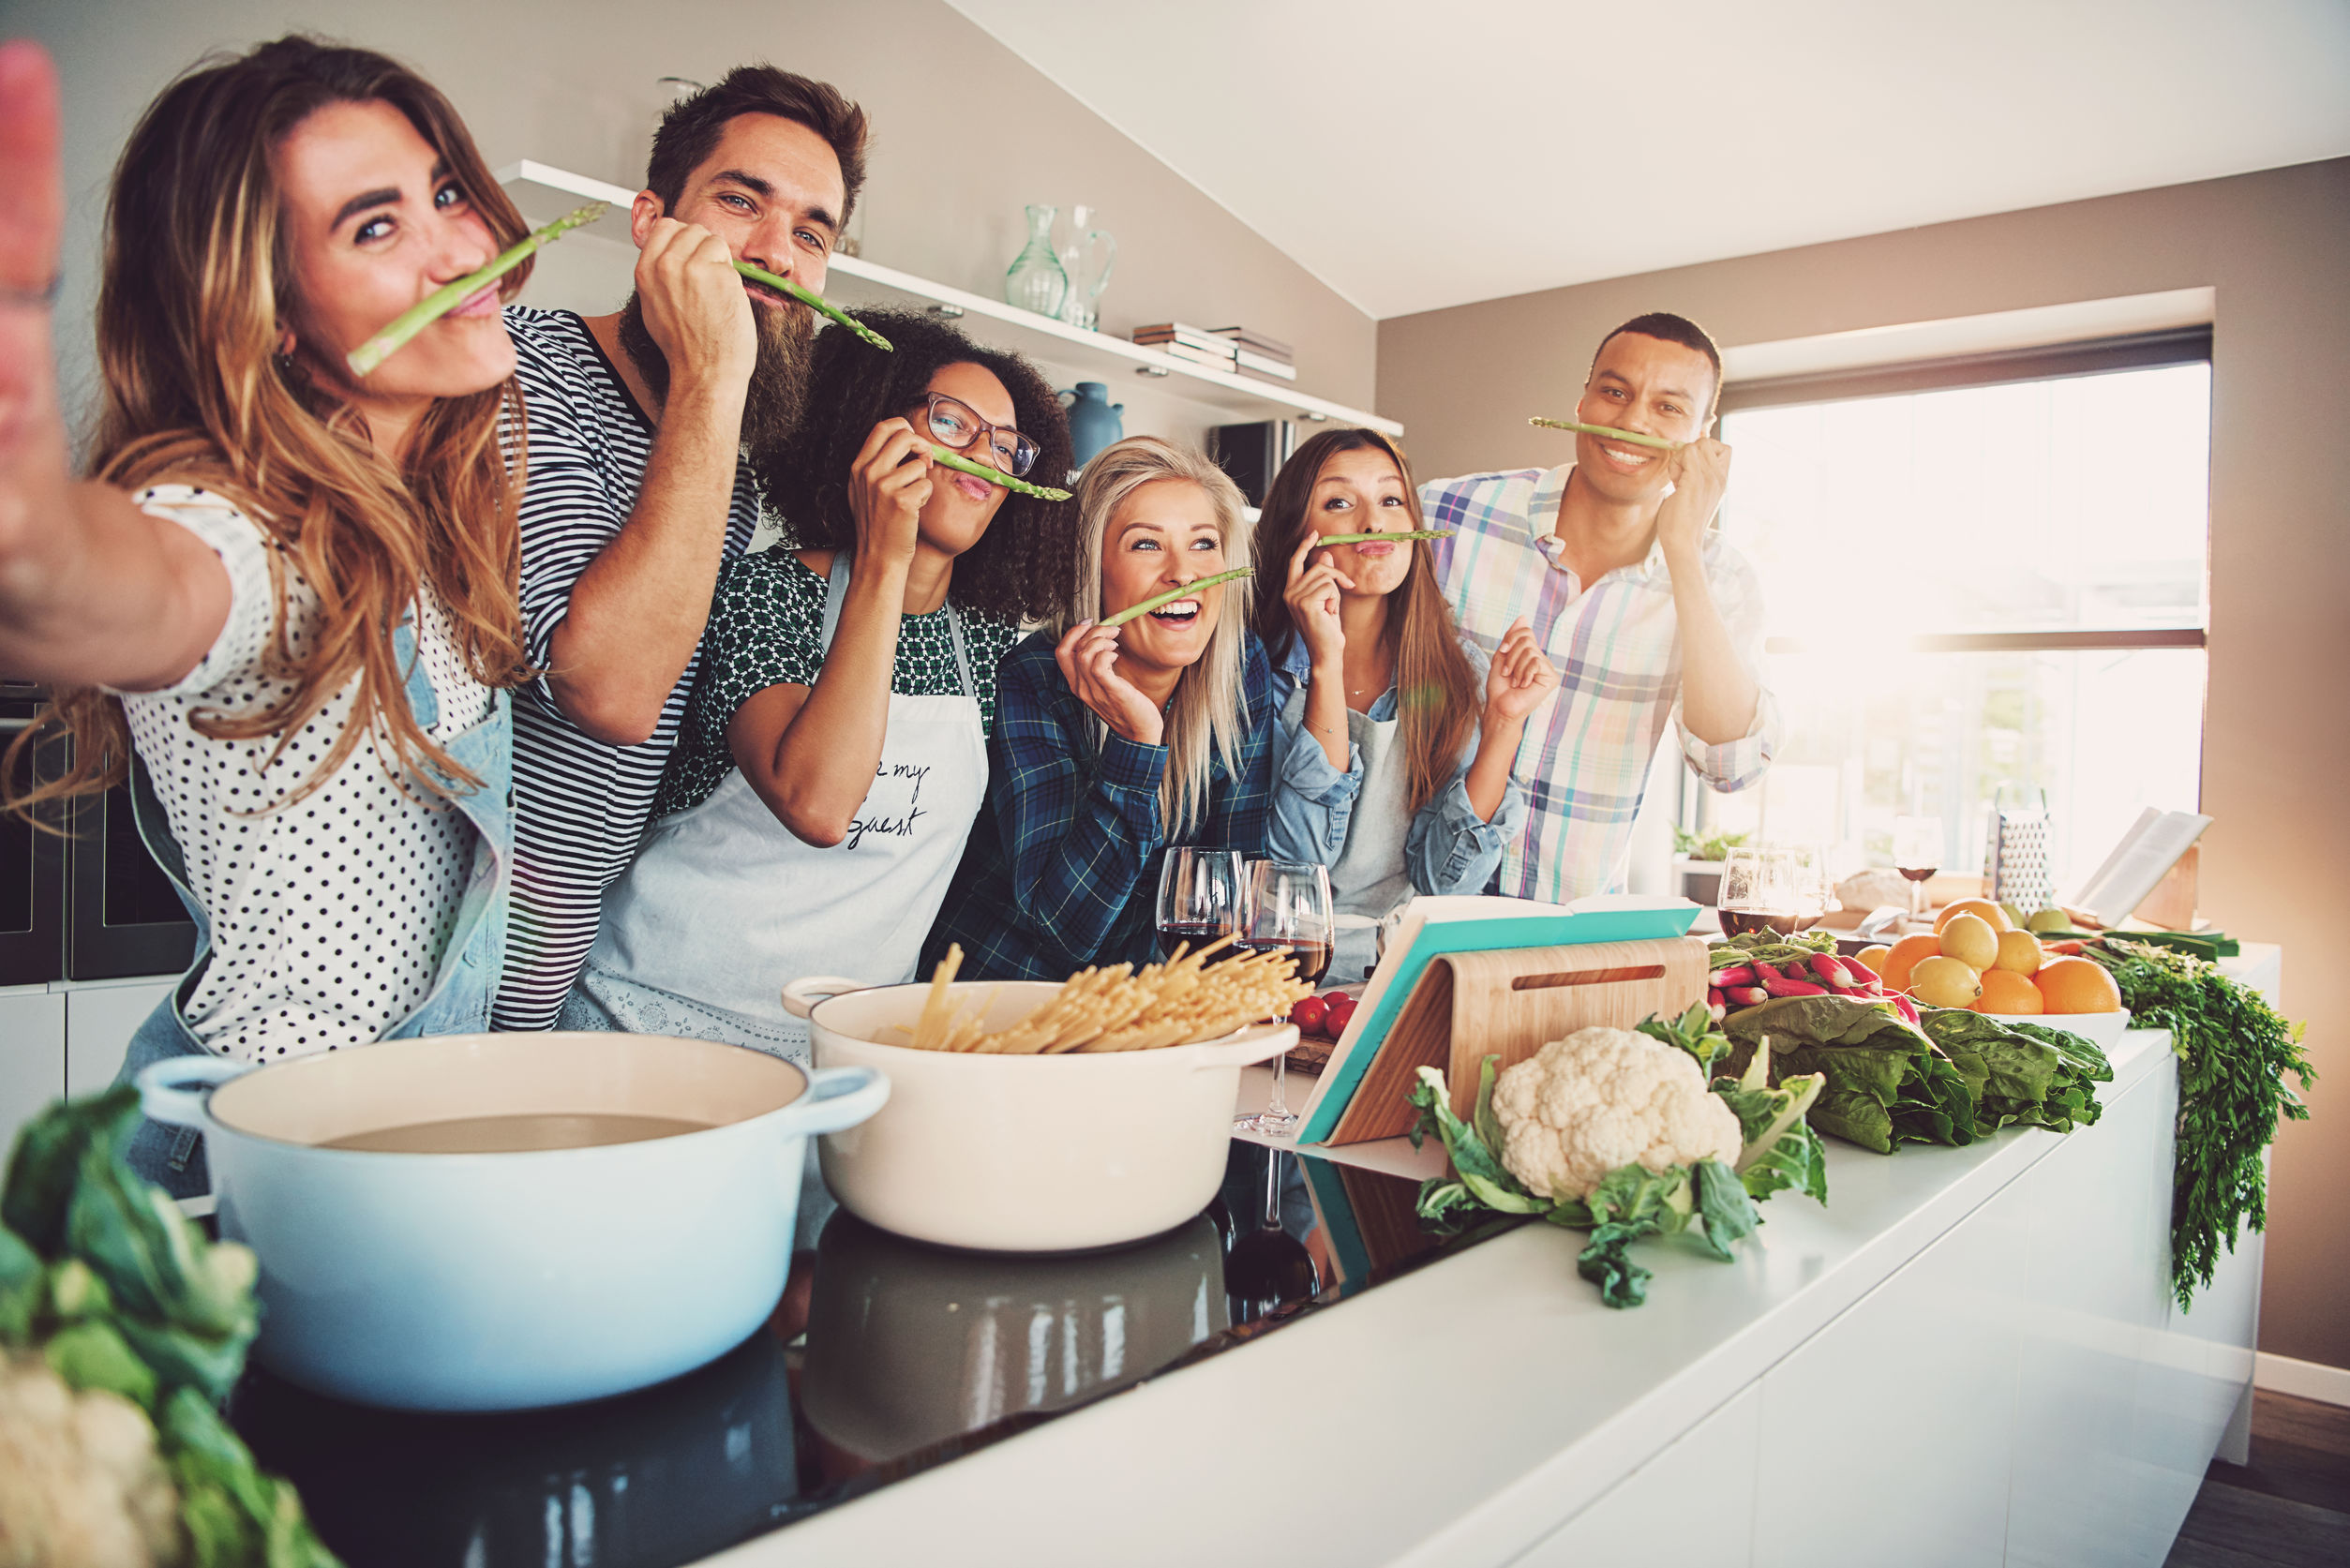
[1705, 934, 1920, 1027]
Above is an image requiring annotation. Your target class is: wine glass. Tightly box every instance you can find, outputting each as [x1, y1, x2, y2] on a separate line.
[1893, 815, 1944, 922]
[1235, 859, 1333, 1135]
[1718, 846, 1819, 937]
[1155, 847, 1244, 963]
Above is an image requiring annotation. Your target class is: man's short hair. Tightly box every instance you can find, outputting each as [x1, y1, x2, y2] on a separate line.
[646, 65, 869, 225]
[1594, 311, 1724, 420]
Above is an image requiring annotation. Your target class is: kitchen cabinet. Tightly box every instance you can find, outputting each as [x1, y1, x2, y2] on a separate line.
[66, 976, 174, 1098]
[738, 949, 2278, 1568]
[0, 987, 66, 1158]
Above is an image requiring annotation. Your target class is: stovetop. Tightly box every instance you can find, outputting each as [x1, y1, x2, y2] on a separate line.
[227, 1142, 1521, 1568]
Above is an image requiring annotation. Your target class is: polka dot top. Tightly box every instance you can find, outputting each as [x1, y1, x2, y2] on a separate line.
[657, 548, 1024, 818]
[113, 485, 496, 1064]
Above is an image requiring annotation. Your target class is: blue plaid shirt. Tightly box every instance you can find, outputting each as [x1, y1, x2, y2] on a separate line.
[924, 630, 1278, 980]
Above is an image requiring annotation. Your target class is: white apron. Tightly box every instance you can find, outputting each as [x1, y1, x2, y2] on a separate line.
[1284, 685, 1411, 983]
[571, 556, 989, 1059]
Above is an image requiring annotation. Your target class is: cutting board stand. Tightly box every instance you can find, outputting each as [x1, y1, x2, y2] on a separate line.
[1325, 936, 1709, 1145]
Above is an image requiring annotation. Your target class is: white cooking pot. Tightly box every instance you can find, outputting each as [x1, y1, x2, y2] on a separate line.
[783, 978, 1295, 1252]
[138, 1032, 887, 1411]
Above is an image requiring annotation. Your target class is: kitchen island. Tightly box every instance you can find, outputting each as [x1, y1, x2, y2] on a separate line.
[711, 948, 2276, 1568]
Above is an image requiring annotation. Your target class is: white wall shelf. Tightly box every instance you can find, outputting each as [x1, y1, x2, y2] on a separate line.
[499, 161, 1400, 439]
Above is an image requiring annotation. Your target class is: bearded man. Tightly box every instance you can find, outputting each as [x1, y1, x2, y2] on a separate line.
[498, 67, 865, 1029]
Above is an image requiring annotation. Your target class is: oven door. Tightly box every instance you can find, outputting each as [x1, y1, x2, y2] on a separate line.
[67, 771, 198, 981]
[0, 703, 66, 987]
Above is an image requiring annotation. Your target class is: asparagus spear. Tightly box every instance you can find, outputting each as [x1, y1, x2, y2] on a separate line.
[732, 261, 893, 351]
[1099, 568, 1254, 629]
[929, 446, 1070, 500]
[1527, 416, 1684, 452]
[346, 202, 608, 377]
[1311, 530, 1451, 545]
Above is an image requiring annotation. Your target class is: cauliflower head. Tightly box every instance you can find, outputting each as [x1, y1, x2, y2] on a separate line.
[1490, 1026, 1742, 1203]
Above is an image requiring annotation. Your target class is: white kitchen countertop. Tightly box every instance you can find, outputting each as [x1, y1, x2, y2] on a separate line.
[712, 947, 2279, 1568]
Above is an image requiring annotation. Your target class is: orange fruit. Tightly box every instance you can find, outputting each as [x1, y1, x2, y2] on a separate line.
[1935, 898, 2012, 934]
[1938, 914, 1999, 970]
[1973, 969, 2044, 1014]
[1880, 933, 1942, 993]
[2034, 957, 2121, 1014]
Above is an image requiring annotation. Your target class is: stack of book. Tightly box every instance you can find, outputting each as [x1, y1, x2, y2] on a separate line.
[1130, 322, 1237, 372]
[1213, 325, 1296, 383]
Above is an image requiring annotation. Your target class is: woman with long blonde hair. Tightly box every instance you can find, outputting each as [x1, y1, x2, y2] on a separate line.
[1253, 428, 1557, 980]
[0, 37, 531, 1192]
[925, 436, 1278, 979]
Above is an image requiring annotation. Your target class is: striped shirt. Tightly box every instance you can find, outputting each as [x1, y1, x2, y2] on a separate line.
[1422, 464, 1779, 903]
[922, 631, 1278, 980]
[496, 306, 761, 1029]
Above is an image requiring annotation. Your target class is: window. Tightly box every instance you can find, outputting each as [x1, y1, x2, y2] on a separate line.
[1693, 331, 2210, 897]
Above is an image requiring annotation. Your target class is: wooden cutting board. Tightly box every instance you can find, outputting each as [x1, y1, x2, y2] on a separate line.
[1326, 936, 1709, 1144]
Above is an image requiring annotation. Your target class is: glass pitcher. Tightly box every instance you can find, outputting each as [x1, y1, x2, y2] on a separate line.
[1056, 204, 1117, 332]
[1004, 204, 1069, 320]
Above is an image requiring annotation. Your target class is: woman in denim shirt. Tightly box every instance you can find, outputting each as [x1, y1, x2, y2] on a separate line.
[1259, 429, 1557, 980]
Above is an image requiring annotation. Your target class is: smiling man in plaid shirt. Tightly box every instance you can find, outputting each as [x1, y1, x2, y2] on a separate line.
[1422, 312, 1779, 903]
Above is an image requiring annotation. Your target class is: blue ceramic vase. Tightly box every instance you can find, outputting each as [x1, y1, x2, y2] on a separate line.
[1059, 381, 1124, 467]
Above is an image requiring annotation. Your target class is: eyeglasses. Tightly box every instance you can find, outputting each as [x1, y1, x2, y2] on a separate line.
[919, 393, 1040, 479]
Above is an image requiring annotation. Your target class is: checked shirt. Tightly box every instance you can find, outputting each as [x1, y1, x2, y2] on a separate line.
[1421, 464, 1780, 903]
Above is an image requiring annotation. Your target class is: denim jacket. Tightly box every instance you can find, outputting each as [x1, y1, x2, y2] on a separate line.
[115, 620, 513, 1196]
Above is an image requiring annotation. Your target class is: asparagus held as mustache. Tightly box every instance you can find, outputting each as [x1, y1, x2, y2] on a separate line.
[347, 202, 607, 377]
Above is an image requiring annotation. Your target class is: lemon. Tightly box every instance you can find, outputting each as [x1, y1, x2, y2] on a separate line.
[1853, 944, 1892, 978]
[1938, 913, 1999, 971]
[1994, 929, 2044, 974]
[2025, 907, 2071, 934]
[1910, 956, 1983, 1008]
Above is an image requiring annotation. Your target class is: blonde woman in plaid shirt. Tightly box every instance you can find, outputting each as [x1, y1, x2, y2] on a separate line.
[1422, 313, 1781, 903]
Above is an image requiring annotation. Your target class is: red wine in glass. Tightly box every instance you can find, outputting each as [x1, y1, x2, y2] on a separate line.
[1238, 935, 1332, 987]
[1159, 920, 1239, 963]
[1719, 906, 1804, 938]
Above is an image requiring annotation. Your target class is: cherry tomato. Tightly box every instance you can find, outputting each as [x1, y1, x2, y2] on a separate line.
[1290, 995, 1328, 1036]
[1323, 995, 1358, 1037]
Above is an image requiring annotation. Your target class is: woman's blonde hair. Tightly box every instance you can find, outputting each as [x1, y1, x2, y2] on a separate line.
[5, 36, 532, 818]
[1055, 437, 1253, 836]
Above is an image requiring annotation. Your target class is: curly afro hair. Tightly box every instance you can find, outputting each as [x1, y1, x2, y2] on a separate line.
[753, 308, 1077, 624]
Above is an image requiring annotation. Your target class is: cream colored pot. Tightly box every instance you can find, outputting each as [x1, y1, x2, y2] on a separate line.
[783, 978, 1295, 1252]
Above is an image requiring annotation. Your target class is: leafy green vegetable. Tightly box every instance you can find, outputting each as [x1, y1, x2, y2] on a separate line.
[2088, 939, 2314, 1310]
[1, 1090, 342, 1565]
[1407, 1034, 1816, 1309]
[1914, 1008, 2111, 1137]
[1724, 994, 1980, 1154]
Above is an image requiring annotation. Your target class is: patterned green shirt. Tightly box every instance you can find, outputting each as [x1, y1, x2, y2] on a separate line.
[657, 548, 1025, 817]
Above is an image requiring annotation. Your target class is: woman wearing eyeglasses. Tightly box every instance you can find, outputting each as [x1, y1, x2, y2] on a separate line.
[561, 308, 1073, 1055]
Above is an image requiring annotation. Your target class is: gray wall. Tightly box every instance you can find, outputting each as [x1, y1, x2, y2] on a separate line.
[12, 0, 1375, 438]
[1381, 157, 2350, 1373]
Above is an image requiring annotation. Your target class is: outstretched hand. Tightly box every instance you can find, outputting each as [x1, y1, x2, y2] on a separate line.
[1054, 620, 1164, 747]
[0, 40, 65, 464]
[1483, 616, 1559, 724]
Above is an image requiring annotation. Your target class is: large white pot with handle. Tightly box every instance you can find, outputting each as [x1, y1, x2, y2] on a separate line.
[138, 1031, 887, 1411]
[785, 978, 1294, 1252]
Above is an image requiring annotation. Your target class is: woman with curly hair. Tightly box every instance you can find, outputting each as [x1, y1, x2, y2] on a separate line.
[0, 38, 531, 1193]
[564, 308, 1072, 1055]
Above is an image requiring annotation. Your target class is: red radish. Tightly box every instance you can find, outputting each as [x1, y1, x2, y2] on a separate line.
[1762, 977, 1827, 998]
[1711, 963, 1758, 988]
[1724, 986, 1768, 1007]
[1290, 995, 1328, 1036]
[1747, 959, 1781, 982]
[1891, 994, 1921, 1025]
[1810, 954, 1856, 989]
[1709, 998, 1728, 1024]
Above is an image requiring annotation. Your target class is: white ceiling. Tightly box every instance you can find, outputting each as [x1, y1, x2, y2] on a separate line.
[944, 0, 2350, 320]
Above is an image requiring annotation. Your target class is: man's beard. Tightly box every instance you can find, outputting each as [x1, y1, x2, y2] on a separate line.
[615, 290, 814, 455]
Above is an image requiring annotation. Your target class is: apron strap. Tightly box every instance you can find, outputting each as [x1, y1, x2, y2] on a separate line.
[818, 553, 979, 699]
